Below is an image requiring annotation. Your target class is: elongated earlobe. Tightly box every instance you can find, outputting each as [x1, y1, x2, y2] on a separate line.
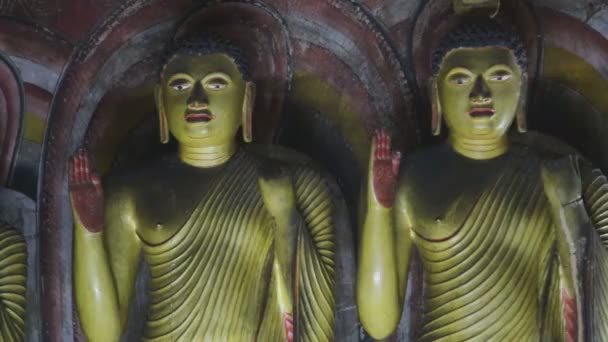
[159, 111, 169, 144]
[516, 75, 528, 133]
[154, 85, 170, 144]
[430, 78, 442, 136]
[242, 82, 256, 143]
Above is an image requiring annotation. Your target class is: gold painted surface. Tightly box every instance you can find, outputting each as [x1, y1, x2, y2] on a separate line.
[357, 139, 608, 340]
[0, 224, 26, 341]
[158, 54, 247, 153]
[586, 230, 608, 341]
[291, 70, 370, 170]
[358, 45, 530, 339]
[358, 40, 608, 340]
[584, 168, 608, 245]
[583, 167, 608, 340]
[358, 142, 591, 340]
[22, 112, 45, 143]
[73, 49, 336, 342]
[138, 150, 334, 341]
[414, 149, 556, 340]
[74, 148, 338, 341]
[141, 151, 272, 340]
[541, 157, 608, 341]
[292, 163, 335, 342]
[434, 47, 523, 160]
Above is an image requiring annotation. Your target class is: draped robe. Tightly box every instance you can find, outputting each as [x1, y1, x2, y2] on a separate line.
[405, 146, 608, 341]
[0, 224, 25, 341]
[117, 149, 336, 341]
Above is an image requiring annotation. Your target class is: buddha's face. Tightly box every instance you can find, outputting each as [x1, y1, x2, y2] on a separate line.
[436, 47, 523, 139]
[158, 53, 246, 146]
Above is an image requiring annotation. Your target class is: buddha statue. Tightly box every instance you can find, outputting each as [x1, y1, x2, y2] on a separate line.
[357, 17, 608, 340]
[69, 35, 336, 341]
[0, 222, 26, 341]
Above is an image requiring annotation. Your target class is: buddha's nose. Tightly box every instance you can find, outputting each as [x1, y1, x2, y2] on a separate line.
[470, 76, 491, 104]
[188, 81, 208, 107]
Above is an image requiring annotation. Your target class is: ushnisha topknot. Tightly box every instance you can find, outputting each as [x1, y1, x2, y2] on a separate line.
[160, 34, 252, 81]
[431, 17, 527, 75]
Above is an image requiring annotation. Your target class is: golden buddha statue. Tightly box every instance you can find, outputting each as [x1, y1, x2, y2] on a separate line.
[0, 222, 26, 341]
[69, 35, 336, 341]
[357, 17, 608, 341]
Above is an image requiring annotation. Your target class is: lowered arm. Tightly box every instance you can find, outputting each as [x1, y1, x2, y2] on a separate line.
[258, 159, 337, 342]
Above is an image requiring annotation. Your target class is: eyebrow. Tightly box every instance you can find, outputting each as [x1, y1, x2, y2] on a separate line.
[163, 69, 190, 81]
[204, 72, 232, 81]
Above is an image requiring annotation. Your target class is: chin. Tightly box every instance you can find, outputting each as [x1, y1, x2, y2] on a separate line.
[185, 125, 211, 136]
[467, 125, 498, 137]
[469, 124, 493, 135]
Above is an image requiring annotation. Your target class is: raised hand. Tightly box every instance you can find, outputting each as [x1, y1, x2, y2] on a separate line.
[69, 149, 104, 233]
[370, 130, 401, 208]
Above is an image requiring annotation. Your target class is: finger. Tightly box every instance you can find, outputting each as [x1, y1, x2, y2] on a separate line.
[91, 174, 100, 185]
[74, 150, 83, 183]
[373, 132, 380, 160]
[384, 132, 391, 158]
[392, 152, 401, 176]
[74, 154, 82, 183]
[79, 153, 87, 183]
[83, 152, 90, 181]
[381, 133, 388, 159]
[386, 134, 391, 158]
[91, 174, 102, 195]
[377, 132, 383, 159]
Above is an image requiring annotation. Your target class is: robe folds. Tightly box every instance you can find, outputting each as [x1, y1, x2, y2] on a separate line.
[140, 150, 335, 341]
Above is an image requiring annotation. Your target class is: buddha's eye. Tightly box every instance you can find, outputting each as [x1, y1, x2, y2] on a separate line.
[169, 79, 192, 91]
[206, 78, 228, 91]
[448, 73, 472, 86]
[487, 71, 513, 82]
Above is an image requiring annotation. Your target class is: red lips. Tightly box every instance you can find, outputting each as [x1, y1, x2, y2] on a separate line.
[469, 107, 495, 118]
[185, 110, 214, 123]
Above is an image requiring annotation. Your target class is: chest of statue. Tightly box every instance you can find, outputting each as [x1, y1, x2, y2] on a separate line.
[405, 148, 557, 340]
[402, 147, 551, 239]
[133, 153, 276, 340]
[132, 153, 271, 246]
[403, 147, 509, 240]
